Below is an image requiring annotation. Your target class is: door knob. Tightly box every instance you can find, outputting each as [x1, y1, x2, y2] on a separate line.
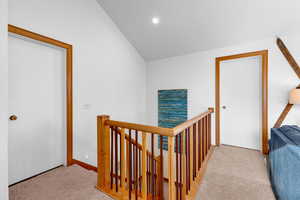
[222, 106, 227, 109]
[9, 115, 18, 121]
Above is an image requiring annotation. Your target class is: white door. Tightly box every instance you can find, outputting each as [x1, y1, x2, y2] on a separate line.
[8, 34, 66, 185]
[220, 56, 261, 150]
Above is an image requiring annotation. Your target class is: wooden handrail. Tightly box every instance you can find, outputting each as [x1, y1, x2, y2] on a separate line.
[105, 107, 214, 137]
[106, 120, 173, 136]
[173, 108, 214, 135]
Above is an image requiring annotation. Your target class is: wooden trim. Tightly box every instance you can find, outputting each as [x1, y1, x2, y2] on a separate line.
[106, 120, 174, 136]
[8, 24, 74, 165]
[72, 159, 97, 172]
[216, 50, 268, 62]
[215, 60, 221, 147]
[276, 38, 300, 79]
[66, 46, 73, 166]
[215, 50, 269, 154]
[8, 24, 72, 49]
[274, 104, 293, 128]
[262, 52, 269, 154]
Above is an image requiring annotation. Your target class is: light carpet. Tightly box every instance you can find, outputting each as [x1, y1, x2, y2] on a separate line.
[9, 145, 276, 200]
[9, 165, 113, 200]
[196, 145, 276, 200]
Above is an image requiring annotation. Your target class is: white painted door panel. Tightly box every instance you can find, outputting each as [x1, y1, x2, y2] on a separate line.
[220, 56, 261, 150]
[8, 34, 66, 185]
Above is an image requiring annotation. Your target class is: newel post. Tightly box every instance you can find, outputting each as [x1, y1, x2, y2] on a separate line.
[97, 115, 110, 190]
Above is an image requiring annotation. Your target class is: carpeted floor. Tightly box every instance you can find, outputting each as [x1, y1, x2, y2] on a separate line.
[9, 145, 276, 200]
[9, 165, 113, 200]
[196, 145, 276, 200]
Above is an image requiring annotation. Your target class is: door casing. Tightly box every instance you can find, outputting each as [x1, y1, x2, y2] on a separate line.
[215, 50, 269, 154]
[8, 24, 74, 165]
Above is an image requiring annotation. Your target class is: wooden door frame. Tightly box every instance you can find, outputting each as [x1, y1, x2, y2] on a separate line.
[215, 50, 269, 154]
[8, 24, 74, 165]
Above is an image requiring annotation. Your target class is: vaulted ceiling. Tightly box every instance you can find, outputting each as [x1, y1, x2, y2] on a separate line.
[97, 0, 300, 61]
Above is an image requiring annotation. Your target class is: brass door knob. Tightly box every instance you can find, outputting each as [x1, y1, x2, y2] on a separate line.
[9, 115, 18, 121]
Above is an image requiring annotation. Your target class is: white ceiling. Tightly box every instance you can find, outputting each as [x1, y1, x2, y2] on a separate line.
[96, 0, 300, 61]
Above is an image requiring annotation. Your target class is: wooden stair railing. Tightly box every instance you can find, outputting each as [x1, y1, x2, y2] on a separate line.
[96, 108, 214, 200]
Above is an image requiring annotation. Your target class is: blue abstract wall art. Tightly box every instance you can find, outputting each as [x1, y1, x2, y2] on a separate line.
[158, 89, 188, 150]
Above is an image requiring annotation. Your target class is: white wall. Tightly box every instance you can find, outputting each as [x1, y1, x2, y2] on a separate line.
[0, 0, 8, 198]
[9, 0, 147, 166]
[147, 35, 300, 145]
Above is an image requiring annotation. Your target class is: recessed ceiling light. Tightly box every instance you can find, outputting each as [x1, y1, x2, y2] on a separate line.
[152, 17, 160, 25]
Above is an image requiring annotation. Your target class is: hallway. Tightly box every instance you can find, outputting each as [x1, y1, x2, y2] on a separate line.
[196, 145, 276, 200]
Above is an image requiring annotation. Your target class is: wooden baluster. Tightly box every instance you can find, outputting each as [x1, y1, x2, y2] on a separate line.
[156, 156, 162, 200]
[193, 124, 196, 180]
[133, 138, 136, 196]
[185, 128, 189, 194]
[188, 127, 191, 192]
[111, 127, 114, 190]
[129, 130, 132, 200]
[176, 135, 179, 200]
[168, 136, 175, 200]
[189, 126, 193, 188]
[97, 115, 110, 190]
[208, 114, 211, 149]
[204, 116, 208, 152]
[133, 137, 135, 195]
[195, 123, 198, 176]
[154, 160, 157, 197]
[198, 120, 201, 170]
[135, 130, 138, 200]
[182, 130, 187, 199]
[202, 119, 205, 162]
[147, 154, 149, 195]
[139, 149, 142, 192]
[159, 136, 164, 200]
[126, 138, 130, 188]
[205, 116, 208, 156]
[115, 127, 119, 192]
[179, 132, 183, 200]
[151, 133, 155, 199]
[120, 128, 126, 193]
[202, 117, 206, 156]
[142, 132, 147, 200]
